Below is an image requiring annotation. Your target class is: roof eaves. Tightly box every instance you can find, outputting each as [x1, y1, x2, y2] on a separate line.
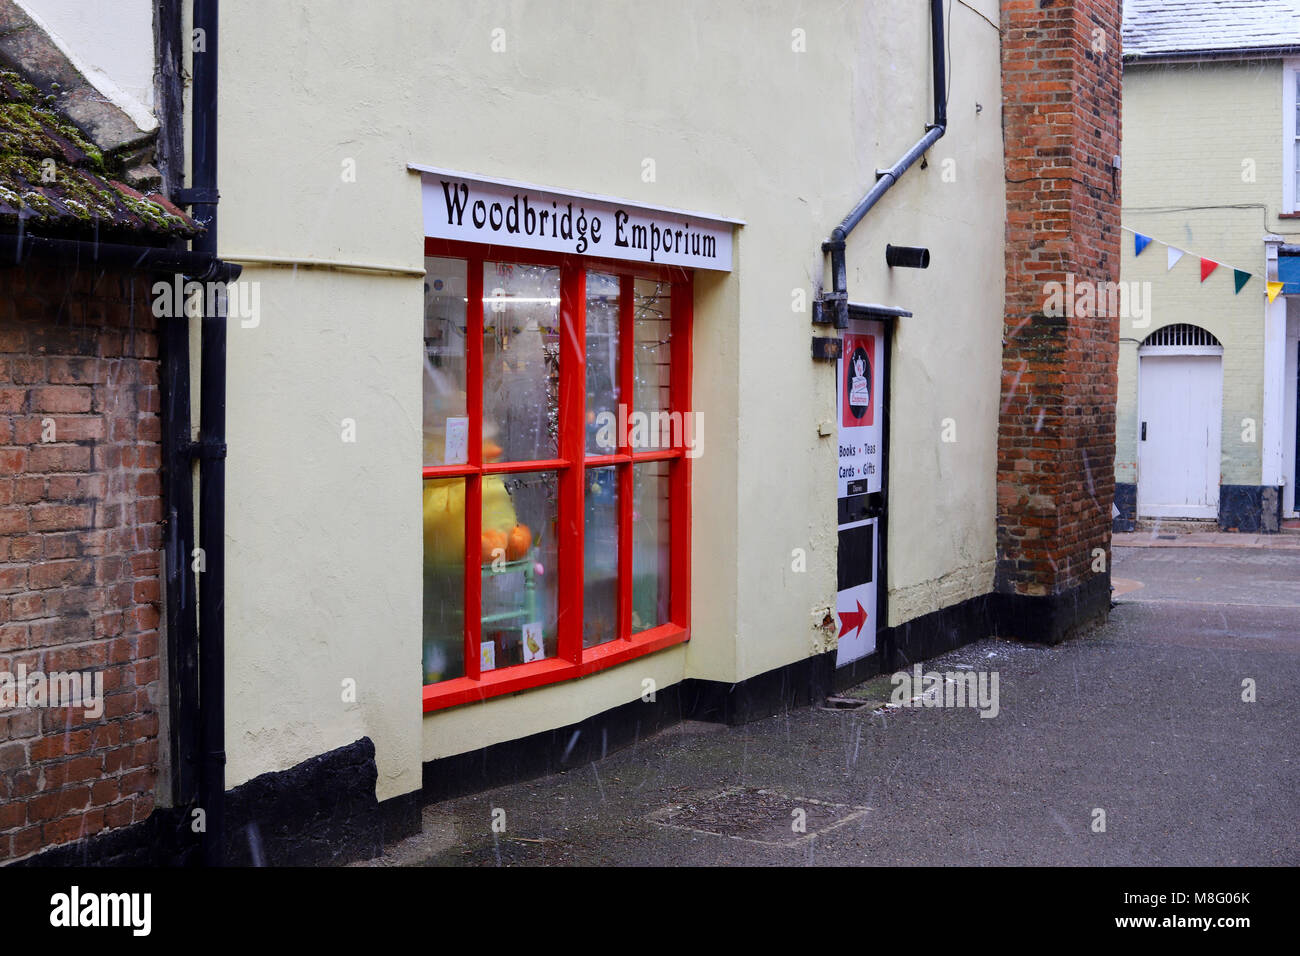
[1124, 45, 1300, 63]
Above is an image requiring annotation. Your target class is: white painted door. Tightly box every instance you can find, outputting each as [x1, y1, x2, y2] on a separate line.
[1138, 354, 1222, 518]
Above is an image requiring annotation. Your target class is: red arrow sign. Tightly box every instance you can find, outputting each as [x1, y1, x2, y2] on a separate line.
[837, 600, 868, 639]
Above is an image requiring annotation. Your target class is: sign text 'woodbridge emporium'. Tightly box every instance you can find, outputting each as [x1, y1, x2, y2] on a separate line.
[414, 165, 738, 271]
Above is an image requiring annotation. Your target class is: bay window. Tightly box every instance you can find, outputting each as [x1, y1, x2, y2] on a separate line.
[421, 239, 691, 711]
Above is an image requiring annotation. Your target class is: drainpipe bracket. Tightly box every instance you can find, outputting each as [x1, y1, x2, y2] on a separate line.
[814, 292, 849, 329]
[187, 439, 227, 460]
[174, 186, 220, 205]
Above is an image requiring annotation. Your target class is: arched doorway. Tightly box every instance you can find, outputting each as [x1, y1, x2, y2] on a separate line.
[1137, 324, 1223, 518]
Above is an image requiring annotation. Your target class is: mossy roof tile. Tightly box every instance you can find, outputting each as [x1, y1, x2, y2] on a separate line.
[0, 68, 198, 238]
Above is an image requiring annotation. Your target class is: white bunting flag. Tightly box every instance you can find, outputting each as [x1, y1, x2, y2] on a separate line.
[1167, 246, 1185, 271]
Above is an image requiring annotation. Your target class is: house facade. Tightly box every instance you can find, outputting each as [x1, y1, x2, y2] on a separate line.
[1117, 0, 1300, 531]
[2, 0, 1120, 865]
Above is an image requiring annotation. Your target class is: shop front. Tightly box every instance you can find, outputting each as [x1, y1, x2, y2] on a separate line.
[415, 167, 737, 712]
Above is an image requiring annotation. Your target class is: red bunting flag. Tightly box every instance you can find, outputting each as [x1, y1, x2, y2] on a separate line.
[1200, 258, 1219, 282]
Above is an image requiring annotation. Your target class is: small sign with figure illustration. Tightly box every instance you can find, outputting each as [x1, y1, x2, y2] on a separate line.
[444, 417, 469, 465]
[521, 622, 545, 663]
[844, 341, 873, 426]
[836, 329, 883, 498]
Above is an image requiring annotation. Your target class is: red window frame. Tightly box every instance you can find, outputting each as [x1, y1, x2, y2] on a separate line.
[422, 237, 692, 712]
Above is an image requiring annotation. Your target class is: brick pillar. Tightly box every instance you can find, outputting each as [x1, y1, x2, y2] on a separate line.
[996, 0, 1121, 642]
[0, 262, 164, 862]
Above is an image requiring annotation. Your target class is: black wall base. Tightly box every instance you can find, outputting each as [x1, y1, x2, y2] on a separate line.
[682, 650, 836, 725]
[1219, 484, 1282, 533]
[989, 571, 1111, 646]
[1113, 482, 1136, 532]
[423, 684, 688, 804]
[13, 737, 415, 868]
[1124, 483, 1283, 533]
[879, 591, 998, 669]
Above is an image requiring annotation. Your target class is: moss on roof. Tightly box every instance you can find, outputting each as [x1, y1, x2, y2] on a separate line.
[0, 68, 198, 238]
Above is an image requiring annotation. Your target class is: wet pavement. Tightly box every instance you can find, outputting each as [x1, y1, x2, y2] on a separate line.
[362, 546, 1300, 866]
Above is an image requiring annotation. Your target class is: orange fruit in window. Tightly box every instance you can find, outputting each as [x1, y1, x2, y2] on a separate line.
[483, 440, 504, 461]
[423, 476, 518, 568]
[506, 523, 532, 560]
[481, 529, 507, 564]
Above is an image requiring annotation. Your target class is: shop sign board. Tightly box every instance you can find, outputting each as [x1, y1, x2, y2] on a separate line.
[413, 164, 739, 271]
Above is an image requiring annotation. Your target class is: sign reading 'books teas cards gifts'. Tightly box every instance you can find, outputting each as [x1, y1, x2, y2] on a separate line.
[413, 165, 740, 272]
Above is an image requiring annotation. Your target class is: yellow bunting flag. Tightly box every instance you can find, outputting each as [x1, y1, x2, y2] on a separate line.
[1267, 281, 1285, 303]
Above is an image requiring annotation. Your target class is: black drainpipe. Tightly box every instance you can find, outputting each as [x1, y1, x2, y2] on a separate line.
[153, 0, 199, 816]
[187, 0, 227, 868]
[814, 0, 948, 328]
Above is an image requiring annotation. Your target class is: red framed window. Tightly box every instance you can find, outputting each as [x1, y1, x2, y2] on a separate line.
[421, 238, 692, 712]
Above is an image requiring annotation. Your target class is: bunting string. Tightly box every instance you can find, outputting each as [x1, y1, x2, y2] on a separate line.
[1122, 226, 1285, 303]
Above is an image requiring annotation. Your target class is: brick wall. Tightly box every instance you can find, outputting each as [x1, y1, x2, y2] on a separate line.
[997, 1, 1121, 619]
[0, 261, 164, 863]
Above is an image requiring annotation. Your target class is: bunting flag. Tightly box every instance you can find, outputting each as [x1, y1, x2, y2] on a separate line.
[1124, 226, 1283, 299]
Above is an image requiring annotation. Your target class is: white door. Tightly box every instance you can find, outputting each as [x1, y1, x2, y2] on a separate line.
[1138, 354, 1222, 518]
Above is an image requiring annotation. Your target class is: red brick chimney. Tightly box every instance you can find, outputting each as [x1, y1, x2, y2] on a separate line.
[996, 0, 1121, 642]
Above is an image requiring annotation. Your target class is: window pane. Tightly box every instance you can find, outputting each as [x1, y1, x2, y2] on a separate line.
[583, 465, 619, 647]
[481, 470, 559, 669]
[632, 460, 671, 633]
[424, 257, 469, 467]
[484, 261, 560, 463]
[423, 477, 466, 683]
[633, 278, 672, 449]
[585, 272, 621, 456]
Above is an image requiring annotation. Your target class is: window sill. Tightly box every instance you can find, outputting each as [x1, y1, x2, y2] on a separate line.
[422, 623, 689, 712]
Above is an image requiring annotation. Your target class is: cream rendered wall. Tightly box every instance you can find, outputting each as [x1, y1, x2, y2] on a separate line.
[1120, 61, 1286, 489]
[837, 1, 1004, 630]
[210, 0, 1004, 791]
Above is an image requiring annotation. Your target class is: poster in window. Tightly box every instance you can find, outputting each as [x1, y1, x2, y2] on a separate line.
[836, 327, 883, 498]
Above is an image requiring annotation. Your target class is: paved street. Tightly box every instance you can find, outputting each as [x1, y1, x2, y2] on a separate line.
[366, 546, 1300, 866]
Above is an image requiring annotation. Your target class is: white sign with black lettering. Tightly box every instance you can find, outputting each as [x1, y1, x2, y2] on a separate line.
[413, 164, 738, 271]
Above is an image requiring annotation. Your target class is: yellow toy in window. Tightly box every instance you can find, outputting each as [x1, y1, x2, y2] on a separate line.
[423, 471, 518, 568]
[422, 358, 520, 568]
